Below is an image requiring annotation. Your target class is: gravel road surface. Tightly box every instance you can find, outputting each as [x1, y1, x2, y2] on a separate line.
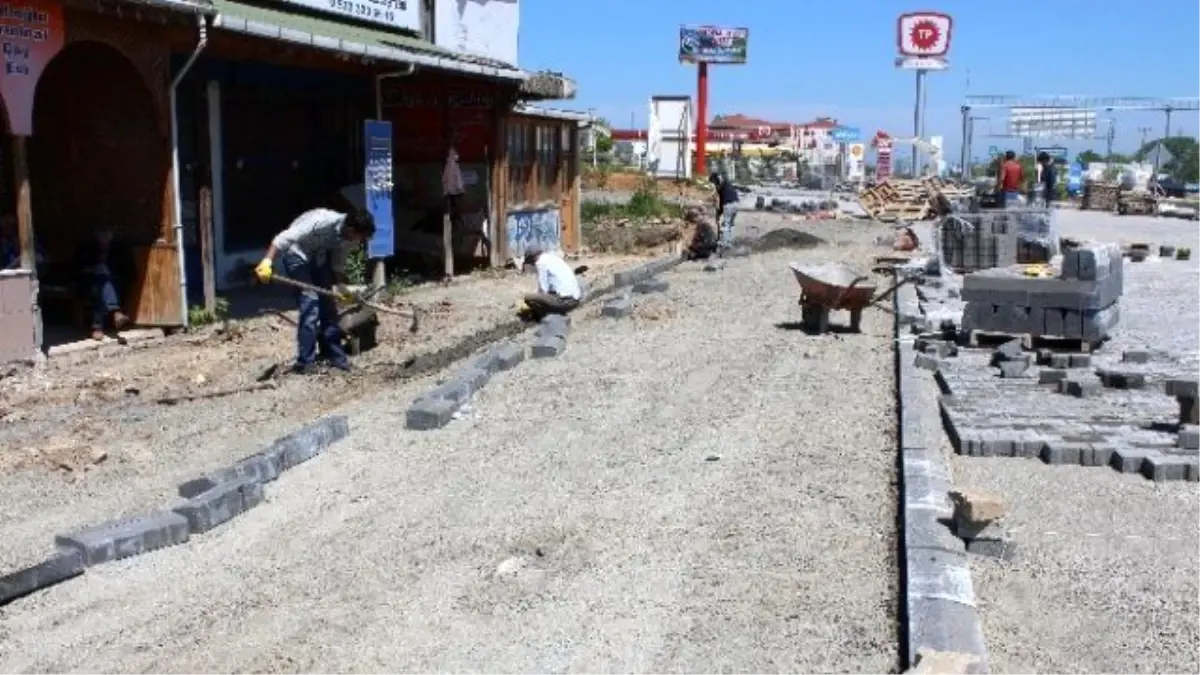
[948, 209, 1200, 674]
[0, 241, 900, 673]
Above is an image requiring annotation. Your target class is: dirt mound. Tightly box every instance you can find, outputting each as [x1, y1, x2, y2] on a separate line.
[740, 228, 827, 253]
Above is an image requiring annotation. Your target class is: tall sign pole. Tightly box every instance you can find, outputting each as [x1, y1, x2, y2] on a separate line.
[680, 25, 749, 179]
[896, 12, 952, 176]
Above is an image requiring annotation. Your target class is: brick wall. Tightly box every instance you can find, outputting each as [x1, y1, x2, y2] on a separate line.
[0, 271, 36, 364]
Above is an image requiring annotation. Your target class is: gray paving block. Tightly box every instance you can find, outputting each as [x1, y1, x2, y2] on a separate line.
[1096, 368, 1146, 390]
[632, 278, 669, 294]
[1122, 349, 1150, 364]
[1048, 353, 1071, 368]
[1068, 353, 1092, 368]
[1110, 446, 1153, 473]
[172, 477, 263, 535]
[424, 368, 489, 406]
[1179, 425, 1200, 450]
[600, 295, 633, 318]
[531, 334, 567, 358]
[703, 259, 726, 272]
[1038, 368, 1068, 385]
[914, 353, 943, 371]
[1160, 245, 1176, 258]
[1181, 398, 1200, 426]
[905, 596, 988, 672]
[612, 267, 646, 288]
[906, 547, 973, 601]
[0, 548, 84, 606]
[405, 397, 459, 430]
[978, 431, 1017, 457]
[1062, 241, 1119, 281]
[1165, 378, 1199, 399]
[177, 449, 283, 499]
[998, 360, 1030, 378]
[966, 538, 1018, 561]
[1035, 348, 1054, 365]
[1141, 453, 1196, 482]
[1065, 303, 1121, 341]
[536, 314, 571, 339]
[1088, 444, 1115, 468]
[1043, 309, 1067, 339]
[273, 415, 351, 470]
[55, 512, 190, 567]
[473, 344, 524, 374]
[1059, 377, 1101, 398]
[1041, 441, 1085, 465]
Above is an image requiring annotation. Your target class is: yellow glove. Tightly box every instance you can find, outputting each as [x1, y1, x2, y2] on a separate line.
[333, 285, 357, 306]
[254, 258, 273, 283]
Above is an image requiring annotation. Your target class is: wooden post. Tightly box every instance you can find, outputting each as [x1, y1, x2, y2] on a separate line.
[442, 204, 453, 279]
[198, 186, 216, 310]
[11, 134, 41, 350]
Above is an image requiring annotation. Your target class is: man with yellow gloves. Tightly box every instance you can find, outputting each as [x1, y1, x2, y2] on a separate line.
[254, 208, 376, 374]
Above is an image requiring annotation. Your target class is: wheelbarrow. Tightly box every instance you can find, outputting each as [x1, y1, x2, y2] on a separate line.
[789, 262, 913, 333]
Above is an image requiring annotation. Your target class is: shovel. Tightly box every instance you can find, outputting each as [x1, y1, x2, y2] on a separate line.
[270, 273, 420, 333]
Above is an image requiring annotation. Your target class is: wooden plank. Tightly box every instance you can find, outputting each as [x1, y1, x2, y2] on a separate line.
[129, 241, 182, 326]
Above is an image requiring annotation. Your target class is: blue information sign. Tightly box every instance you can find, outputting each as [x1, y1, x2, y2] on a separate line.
[364, 119, 394, 259]
[830, 126, 861, 143]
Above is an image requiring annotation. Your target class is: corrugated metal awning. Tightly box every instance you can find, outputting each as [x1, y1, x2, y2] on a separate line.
[212, 0, 527, 81]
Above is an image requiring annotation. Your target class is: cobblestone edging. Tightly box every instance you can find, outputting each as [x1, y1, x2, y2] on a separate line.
[404, 254, 684, 430]
[895, 281, 991, 674]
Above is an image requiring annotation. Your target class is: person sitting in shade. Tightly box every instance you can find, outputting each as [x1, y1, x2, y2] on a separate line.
[74, 228, 133, 340]
[520, 248, 581, 322]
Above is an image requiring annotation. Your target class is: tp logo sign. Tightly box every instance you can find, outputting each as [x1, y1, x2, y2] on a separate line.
[897, 12, 952, 57]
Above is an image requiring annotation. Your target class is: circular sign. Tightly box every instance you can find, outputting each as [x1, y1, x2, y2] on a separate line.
[850, 144, 864, 158]
[909, 19, 941, 52]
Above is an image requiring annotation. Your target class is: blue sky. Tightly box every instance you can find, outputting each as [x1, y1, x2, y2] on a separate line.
[519, 0, 1200, 161]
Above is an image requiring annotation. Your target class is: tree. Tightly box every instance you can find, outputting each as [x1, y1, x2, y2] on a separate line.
[1075, 149, 1130, 166]
[590, 116, 613, 154]
[1134, 136, 1198, 183]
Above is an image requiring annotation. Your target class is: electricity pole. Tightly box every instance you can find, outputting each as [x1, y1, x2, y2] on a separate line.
[1137, 126, 1151, 149]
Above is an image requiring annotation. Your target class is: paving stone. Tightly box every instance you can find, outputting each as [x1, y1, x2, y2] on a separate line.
[1049, 353, 1071, 368]
[405, 397, 459, 430]
[1165, 378, 1199, 399]
[1058, 377, 1101, 398]
[1181, 397, 1200, 426]
[915, 353, 943, 371]
[273, 415, 351, 470]
[702, 259, 726, 272]
[600, 294, 633, 318]
[1086, 444, 1115, 467]
[1110, 446, 1153, 473]
[1038, 368, 1068, 385]
[998, 360, 1030, 378]
[1041, 441, 1085, 465]
[1122, 349, 1150, 364]
[0, 548, 84, 606]
[632, 278, 669, 294]
[905, 596, 988, 667]
[1035, 348, 1054, 365]
[1068, 353, 1092, 368]
[536, 314, 571, 339]
[172, 477, 263, 535]
[1096, 368, 1147, 390]
[55, 512, 191, 567]
[1159, 245, 1176, 258]
[474, 343, 525, 373]
[1140, 453, 1197, 482]
[1179, 425, 1200, 450]
[177, 450, 282, 500]
[966, 538, 1018, 561]
[531, 334, 567, 358]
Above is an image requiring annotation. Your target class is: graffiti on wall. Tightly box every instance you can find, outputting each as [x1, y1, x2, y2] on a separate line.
[506, 208, 561, 258]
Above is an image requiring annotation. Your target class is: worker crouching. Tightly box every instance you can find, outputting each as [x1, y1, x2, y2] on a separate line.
[254, 208, 376, 374]
[519, 248, 582, 322]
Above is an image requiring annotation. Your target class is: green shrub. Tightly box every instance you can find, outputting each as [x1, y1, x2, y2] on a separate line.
[188, 297, 231, 327]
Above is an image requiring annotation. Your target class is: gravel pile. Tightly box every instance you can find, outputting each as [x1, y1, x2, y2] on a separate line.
[0, 244, 901, 673]
[738, 227, 827, 253]
[945, 210, 1200, 673]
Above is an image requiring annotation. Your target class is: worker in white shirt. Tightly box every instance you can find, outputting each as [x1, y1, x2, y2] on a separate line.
[520, 248, 581, 321]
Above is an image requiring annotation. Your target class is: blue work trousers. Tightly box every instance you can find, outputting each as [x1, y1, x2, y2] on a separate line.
[281, 251, 348, 369]
[90, 265, 122, 329]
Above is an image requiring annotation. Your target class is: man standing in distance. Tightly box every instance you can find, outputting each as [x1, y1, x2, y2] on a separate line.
[996, 150, 1024, 209]
[1036, 151, 1057, 206]
[709, 172, 740, 253]
[255, 208, 376, 373]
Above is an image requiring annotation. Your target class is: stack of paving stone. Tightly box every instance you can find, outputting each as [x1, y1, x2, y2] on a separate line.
[1081, 180, 1120, 212]
[961, 241, 1123, 342]
[938, 208, 1056, 273]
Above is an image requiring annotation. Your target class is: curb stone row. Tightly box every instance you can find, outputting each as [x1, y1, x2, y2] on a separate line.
[0, 415, 350, 607]
[896, 282, 991, 674]
[405, 254, 685, 431]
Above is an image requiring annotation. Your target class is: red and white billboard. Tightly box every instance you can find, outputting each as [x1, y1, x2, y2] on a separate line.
[897, 12, 952, 58]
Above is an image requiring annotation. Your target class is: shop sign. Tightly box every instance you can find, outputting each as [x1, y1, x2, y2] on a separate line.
[287, 0, 420, 33]
[0, 0, 64, 135]
[363, 119, 395, 259]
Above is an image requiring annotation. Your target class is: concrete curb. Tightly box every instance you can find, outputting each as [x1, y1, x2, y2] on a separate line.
[896, 282, 991, 674]
[405, 254, 685, 429]
[1, 415, 350, 607]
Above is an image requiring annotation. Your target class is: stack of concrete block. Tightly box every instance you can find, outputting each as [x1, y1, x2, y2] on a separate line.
[948, 488, 1015, 561]
[961, 241, 1123, 341]
[939, 208, 1054, 272]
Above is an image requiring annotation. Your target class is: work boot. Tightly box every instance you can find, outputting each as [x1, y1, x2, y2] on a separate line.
[289, 362, 317, 376]
[111, 311, 130, 330]
[329, 358, 352, 372]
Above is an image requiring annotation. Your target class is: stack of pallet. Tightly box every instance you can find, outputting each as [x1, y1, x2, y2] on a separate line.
[858, 178, 973, 222]
[1117, 190, 1159, 216]
[1081, 180, 1120, 212]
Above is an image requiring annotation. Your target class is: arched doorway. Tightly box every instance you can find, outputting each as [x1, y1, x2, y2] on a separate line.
[30, 40, 170, 329]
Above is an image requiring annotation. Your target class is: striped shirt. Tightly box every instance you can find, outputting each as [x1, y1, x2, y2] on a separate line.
[271, 208, 352, 274]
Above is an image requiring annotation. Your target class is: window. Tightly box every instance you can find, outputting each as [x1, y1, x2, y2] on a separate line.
[507, 120, 533, 205]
